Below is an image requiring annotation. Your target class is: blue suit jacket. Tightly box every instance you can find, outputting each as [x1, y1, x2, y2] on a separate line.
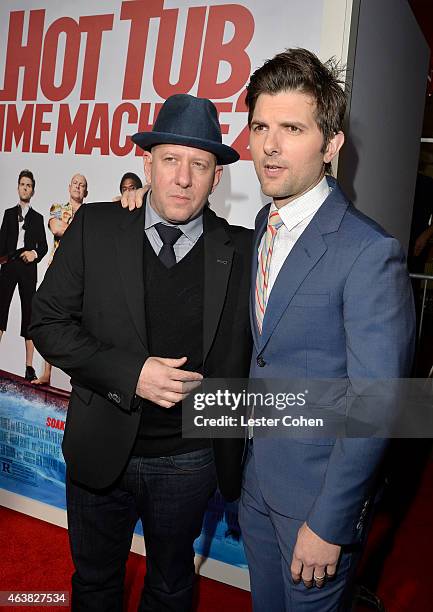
[249, 177, 415, 545]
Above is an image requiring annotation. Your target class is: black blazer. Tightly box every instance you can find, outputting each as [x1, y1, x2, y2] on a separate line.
[0, 206, 48, 261]
[30, 201, 253, 500]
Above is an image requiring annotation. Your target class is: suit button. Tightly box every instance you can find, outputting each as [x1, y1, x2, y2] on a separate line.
[256, 356, 266, 367]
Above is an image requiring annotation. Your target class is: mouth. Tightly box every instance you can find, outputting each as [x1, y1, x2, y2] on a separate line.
[170, 195, 191, 202]
[263, 163, 286, 177]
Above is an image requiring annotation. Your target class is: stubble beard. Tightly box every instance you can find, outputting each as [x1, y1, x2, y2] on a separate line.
[259, 173, 296, 203]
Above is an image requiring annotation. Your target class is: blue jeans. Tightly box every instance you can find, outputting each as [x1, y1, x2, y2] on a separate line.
[66, 448, 217, 612]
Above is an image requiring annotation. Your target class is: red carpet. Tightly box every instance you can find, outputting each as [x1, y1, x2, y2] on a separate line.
[0, 506, 251, 612]
[1, 456, 433, 611]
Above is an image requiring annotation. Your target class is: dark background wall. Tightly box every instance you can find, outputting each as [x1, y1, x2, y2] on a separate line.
[337, 0, 429, 251]
[409, 0, 433, 176]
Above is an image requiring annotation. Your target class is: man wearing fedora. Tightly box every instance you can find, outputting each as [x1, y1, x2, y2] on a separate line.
[30, 94, 252, 611]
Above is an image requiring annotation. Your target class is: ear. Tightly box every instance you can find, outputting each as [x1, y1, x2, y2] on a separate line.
[323, 131, 345, 164]
[143, 151, 153, 184]
[210, 165, 223, 194]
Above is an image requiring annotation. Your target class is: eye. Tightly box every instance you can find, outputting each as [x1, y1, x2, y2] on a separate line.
[252, 123, 266, 132]
[193, 161, 207, 170]
[285, 125, 301, 133]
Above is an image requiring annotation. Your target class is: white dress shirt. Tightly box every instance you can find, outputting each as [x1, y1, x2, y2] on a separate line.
[16, 203, 30, 249]
[259, 176, 331, 298]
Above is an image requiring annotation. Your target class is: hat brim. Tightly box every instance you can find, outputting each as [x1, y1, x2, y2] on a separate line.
[130, 132, 239, 165]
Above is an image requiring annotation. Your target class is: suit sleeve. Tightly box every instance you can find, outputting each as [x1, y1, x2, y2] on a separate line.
[0, 211, 7, 257]
[29, 206, 148, 412]
[34, 213, 48, 262]
[306, 236, 415, 545]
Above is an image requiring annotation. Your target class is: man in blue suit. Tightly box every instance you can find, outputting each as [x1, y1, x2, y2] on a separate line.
[238, 48, 415, 611]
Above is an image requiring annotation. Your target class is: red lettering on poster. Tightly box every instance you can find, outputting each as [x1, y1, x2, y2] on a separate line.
[153, 7, 206, 99]
[41, 18, 81, 101]
[230, 123, 250, 160]
[55, 104, 88, 153]
[110, 103, 138, 156]
[0, 105, 5, 150]
[0, 10, 45, 101]
[3, 105, 33, 152]
[83, 103, 110, 155]
[235, 88, 248, 112]
[32, 104, 52, 153]
[121, 0, 164, 99]
[213, 102, 232, 135]
[134, 102, 164, 156]
[0, 3, 256, 159]
[231, 88, 250, 160]
[198, 4, 254, 99]
[79, 14, 114, 100]
[46, 417, 65, 430]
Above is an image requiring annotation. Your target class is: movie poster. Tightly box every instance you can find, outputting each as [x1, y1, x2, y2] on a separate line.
[0, 0, 349, 587]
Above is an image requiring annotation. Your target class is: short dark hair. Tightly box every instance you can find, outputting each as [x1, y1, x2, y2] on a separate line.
[246, 48, 347, 173]
[119, 172, 142, 193]
[18, 169, 35, 191]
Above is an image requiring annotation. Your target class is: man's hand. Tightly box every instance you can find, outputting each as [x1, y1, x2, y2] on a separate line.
[48, 217, 69, 239]
[120, 185, 150, 210]
[291, 522, 341, 588]
[20, 250, 37, 264]
[136, 356, 202, 408]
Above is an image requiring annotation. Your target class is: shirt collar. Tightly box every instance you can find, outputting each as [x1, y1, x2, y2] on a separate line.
[145, 190, 203, 242]
[270, 175, 330, 232]
[18, 203, 31, 216]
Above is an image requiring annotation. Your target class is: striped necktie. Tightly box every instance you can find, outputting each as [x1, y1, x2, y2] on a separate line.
[255, 210, 283, 334]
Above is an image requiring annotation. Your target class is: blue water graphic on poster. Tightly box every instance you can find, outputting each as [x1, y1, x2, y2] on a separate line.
[0, 374, 247, 568]
[0, 379, 67, 508]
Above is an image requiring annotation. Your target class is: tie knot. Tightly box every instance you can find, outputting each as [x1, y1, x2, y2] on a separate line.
[268, 210, 283, 230]
[155, 222, 183, 246]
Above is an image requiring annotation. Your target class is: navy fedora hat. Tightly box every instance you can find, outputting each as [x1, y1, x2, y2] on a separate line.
[131, 94, 239, 165]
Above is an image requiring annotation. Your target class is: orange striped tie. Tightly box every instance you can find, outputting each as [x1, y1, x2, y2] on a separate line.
[255, 210, 283, 334]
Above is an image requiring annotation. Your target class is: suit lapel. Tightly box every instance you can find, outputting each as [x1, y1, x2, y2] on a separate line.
[203, 207, 234, 364]
[11, 207, 19, 247]
[24, 208, 36, 242]
[115, 203, 147, 348]
[250, 206, 269, 351]
[260, 220, 327, 349]
[258, 179, 349, 351]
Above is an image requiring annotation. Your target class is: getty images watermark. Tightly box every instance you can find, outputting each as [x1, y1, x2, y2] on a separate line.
[192, 388, 323, 430]
[181, 378, 433, 439]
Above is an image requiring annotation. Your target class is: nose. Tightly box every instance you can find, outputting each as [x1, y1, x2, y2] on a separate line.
[263, 129, 280, 156]
[175, 159, 192, 188]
